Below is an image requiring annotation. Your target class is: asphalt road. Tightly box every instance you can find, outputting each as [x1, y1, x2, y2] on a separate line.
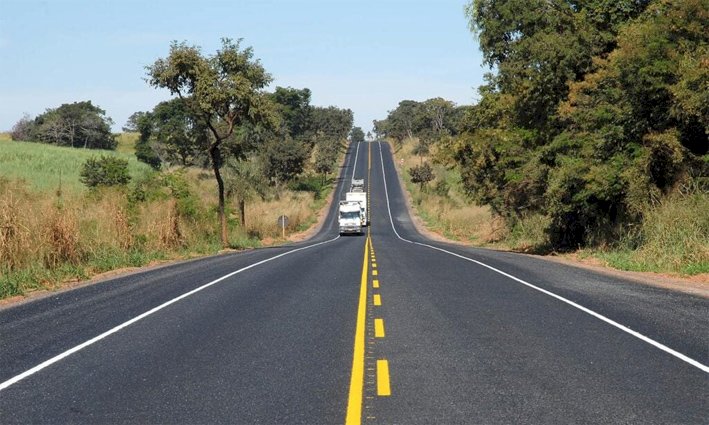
[0, 141, 707, 424]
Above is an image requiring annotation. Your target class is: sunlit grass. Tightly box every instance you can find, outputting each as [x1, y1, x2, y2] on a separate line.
[0, 137, 150, 194]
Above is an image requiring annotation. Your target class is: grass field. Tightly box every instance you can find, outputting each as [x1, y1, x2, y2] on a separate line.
[0, 136, 150, 194]
[0, 134, 340, 299]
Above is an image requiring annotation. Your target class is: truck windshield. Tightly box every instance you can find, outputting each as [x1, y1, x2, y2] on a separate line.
[340, 211, 360, 220]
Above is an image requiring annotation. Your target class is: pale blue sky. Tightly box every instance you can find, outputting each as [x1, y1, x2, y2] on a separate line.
[0, 0, 486, 133]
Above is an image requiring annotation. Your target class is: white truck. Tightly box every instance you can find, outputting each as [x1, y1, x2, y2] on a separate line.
[339, 201, 363, 235]
[351, 179, 365, 191]
[345, 191, 368, 226]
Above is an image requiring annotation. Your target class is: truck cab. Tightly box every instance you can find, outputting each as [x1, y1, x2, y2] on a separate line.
[339, 201, 363, 235]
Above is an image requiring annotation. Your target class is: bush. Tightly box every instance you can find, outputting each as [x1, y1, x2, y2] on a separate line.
[80, 156, 131, 188]
[409, 162, 435, 191]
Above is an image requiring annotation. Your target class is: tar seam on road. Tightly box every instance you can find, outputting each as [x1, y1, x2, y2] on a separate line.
[345, 235, 370, 425]
[376, 141, 709, 374]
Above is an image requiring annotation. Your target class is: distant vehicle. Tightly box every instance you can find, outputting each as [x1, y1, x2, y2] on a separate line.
[339, 201, 363, 235]
[345, 190, 368, 226]
[351, 178, 365, 191]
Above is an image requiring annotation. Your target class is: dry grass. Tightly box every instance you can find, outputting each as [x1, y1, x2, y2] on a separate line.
[394, 139, 499, 243]
[0, 142, 336, 299]
[245, 191, 314, 239]
[598, 190, 709, 275]
[0, 184, 33, 270]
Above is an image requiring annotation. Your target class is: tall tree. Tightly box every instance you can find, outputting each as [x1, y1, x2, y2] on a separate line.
[147, 38, 275, 247]
[270, 86, 312, 139]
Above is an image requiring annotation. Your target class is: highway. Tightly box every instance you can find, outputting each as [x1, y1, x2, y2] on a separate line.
[0, 141, 707, 424]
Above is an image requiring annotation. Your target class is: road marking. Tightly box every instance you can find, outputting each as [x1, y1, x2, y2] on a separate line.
[0, 235, 343, 392]
[376, 360, 391, 396]
[372, 270, 378, 276]
[373, 294, 382, 306]
[374, 319, 385, 337]
[376, 141, 709, 374]
[345, 235, 370, 425]
[373, 279, 379, 288]
[372, 263, 377, 268]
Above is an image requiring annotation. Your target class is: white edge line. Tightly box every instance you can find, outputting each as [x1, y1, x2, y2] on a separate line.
[376, 141, 709, 374]
[0, 235, 345, 391]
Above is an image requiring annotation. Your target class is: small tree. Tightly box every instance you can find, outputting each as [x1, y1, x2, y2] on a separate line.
[80, 156, 131, 188]
[408, 162, 435, 192]
[10, 114, 35, 141]
[147, 38, 275, 247]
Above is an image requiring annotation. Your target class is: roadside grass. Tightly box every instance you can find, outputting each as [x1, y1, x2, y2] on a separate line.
[595, 191, 709, 275]
[391, 137, 708, 277]
[0, 138, 151, 194]
[0, 140, 341, 300]
[393, 139, 499, 244]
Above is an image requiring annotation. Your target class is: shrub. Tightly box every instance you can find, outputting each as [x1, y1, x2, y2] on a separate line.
[80, 156, 131, 188]
[409, 162, 435, 191]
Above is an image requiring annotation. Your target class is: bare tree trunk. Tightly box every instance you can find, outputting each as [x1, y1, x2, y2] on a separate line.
[210, 144, 228, 248]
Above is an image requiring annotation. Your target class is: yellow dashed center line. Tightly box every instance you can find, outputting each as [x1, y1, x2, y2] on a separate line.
[372, 270, 378, 276]
[345, 236, 370, 425]
[376, 360, 391, 396]
[372, 279, 379, 288]
[374, 319, 385, 338]
[373, 294, 382, 306]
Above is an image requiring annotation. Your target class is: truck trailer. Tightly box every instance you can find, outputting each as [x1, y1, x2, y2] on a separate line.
[345, 191, 368, 226]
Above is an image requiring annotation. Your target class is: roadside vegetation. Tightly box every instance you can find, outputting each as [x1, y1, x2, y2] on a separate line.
[378, 0, 708, 277]
[0, 135, 343, 299]
[1, 39, 355, 300]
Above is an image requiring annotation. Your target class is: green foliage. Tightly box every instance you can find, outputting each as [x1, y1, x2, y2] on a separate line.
[80, 156, 131, 188]
[314, 136, 342, 179]
[350, 126, 365, 144]
[147, 37, 276, 247]
[450, 0, 707, 249]
[20, 101, 116, 149]
[309, 106, 354, 141]
[288, 174, 331, 199]
[270, 86, 312, 138]
[408, 162, 435, 191]
[146, 98, 210, 167]
[162, 170, 199, 219]
[374, 98, 467, 147]
[123, 111, 149, 133]
[261, 137, 310, 184]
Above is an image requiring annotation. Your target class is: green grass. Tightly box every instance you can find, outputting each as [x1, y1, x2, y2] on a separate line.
[0, 137, 150, 194]
[594, 191, 709, 276]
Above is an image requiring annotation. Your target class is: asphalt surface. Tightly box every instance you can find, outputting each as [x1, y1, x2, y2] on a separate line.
[0, 141, 707, 424]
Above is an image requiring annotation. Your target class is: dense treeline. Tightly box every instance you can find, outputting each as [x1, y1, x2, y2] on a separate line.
[11, 101, 116, 149]
[377, 0, 708, 249]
